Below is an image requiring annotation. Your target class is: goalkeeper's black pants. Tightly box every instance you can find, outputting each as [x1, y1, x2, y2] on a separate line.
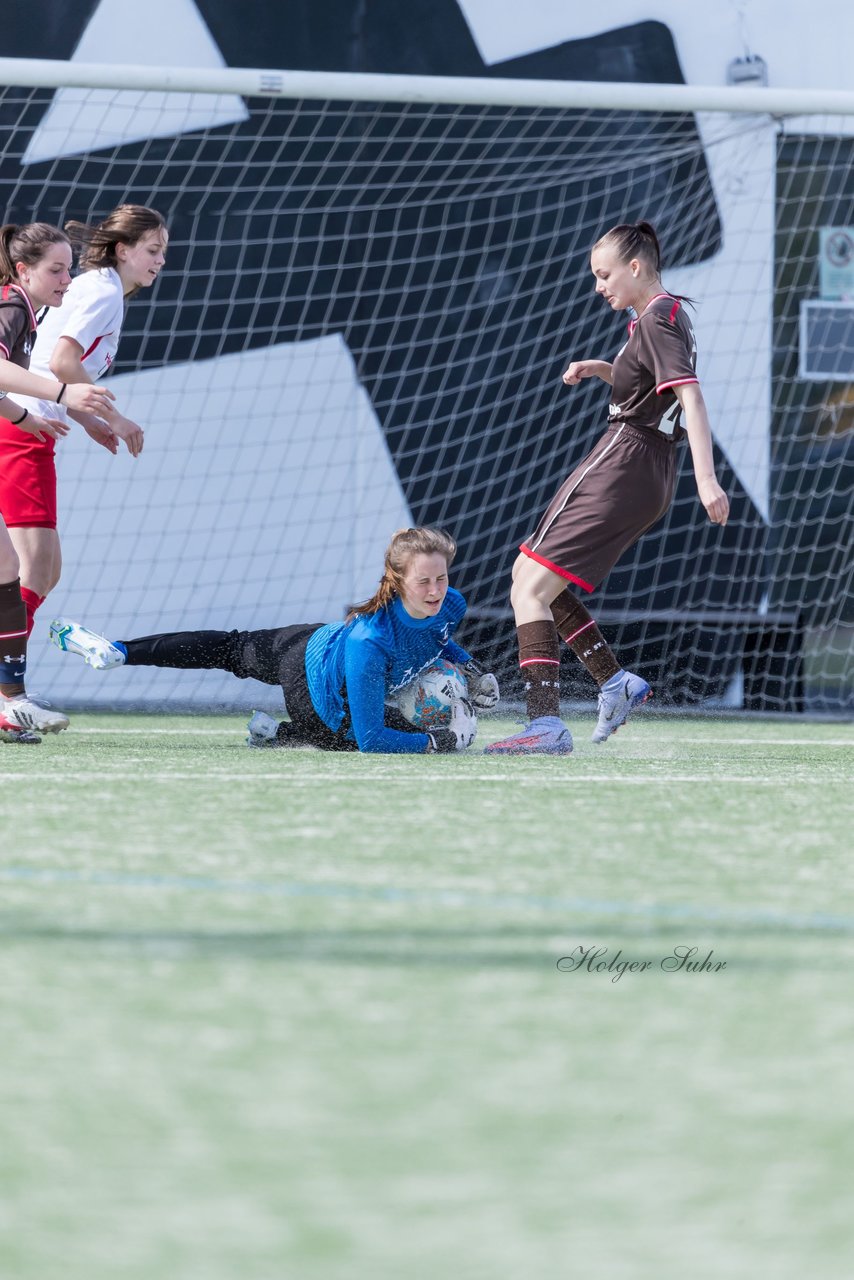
[121, 625, 416, 751]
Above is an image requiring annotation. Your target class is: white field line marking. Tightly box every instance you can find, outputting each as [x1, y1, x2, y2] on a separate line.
[642, 736, 853, 747]
[68, 726, 239, 735]
[0, 771, 849, 786]
[66, 727, 853, 747]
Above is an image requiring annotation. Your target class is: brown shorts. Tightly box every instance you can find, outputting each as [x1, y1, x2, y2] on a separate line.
[520, 423, 677, 592]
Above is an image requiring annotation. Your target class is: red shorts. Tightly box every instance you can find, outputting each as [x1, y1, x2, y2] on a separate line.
[0, 416, 58, 528]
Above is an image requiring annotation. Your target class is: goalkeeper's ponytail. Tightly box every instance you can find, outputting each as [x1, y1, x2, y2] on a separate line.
[347, 526, 457, 618]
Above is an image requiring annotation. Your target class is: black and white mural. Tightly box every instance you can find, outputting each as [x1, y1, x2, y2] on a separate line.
[3, 0, 851, 705]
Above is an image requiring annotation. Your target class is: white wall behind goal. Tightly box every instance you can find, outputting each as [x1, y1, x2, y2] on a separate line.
[32, 335, 412, 710]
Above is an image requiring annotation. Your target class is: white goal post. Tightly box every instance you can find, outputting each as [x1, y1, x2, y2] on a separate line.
[1, 57, 852, 713]
[5, 56, 854, 112]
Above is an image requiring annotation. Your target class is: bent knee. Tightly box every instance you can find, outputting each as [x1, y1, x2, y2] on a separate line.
[510, 552, 528, 583]
[511, 554, 565, 613]
[510, 557, 542, 607]
[22, 568, 60, 598]
[509, 552, 537, 604]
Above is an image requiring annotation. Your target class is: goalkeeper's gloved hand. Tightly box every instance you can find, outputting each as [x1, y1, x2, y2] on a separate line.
[463, 659, 500, 711]
[427, 698, 478, 753]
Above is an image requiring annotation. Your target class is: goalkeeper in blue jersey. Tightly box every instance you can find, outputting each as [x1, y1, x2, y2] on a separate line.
[50, 526, 499, 754]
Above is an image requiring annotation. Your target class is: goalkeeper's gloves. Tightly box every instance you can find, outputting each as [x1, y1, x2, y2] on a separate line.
[426, 698, 478, 753]
[463, 659, 500, 711]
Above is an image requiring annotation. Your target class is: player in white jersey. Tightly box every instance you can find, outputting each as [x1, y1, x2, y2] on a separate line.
[0, 205, 167, 684]
[0, 220, 116, 741]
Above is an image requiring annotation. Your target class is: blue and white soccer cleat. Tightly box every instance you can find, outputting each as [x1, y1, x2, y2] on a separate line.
[591, 670, 651, 743]
[246, 710, 282, 748]
[49, 618, 126, 670]
[483, 715, 573, 756]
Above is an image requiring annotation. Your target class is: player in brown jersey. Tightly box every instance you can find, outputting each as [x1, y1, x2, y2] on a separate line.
[486, 221, 729, 756]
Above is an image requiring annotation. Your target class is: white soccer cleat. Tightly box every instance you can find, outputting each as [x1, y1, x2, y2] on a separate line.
[2, 694, 69, 735]
[246, 710, 282, 748]
[0, 713, 42, 745]
[49, 618, 126, 670]
[592, 670, 652, 743]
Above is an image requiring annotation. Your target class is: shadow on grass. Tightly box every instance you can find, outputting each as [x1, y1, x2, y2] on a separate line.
[0, 918, 849, 972]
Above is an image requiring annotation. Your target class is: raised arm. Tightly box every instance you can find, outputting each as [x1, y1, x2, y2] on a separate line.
[50, 337, 143, 457]
[675, 382, 730, 526]
[48, 336, 90, 384]
[0, 355, 114, 416]
[0, 398, 70, 442]
[65, 406, 119, 455]
[562, 359, 614, 386]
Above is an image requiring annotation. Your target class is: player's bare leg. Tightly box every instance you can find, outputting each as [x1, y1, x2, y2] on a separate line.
[7, 525, 62, 637]
[0, 525, 65, 741]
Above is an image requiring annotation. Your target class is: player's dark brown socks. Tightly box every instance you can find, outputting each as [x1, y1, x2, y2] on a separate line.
[517, 619, 561, 719]
[550, 588, 620, 687]
[0, 577, 28, 696]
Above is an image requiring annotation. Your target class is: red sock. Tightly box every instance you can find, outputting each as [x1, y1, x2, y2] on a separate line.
[20, 587, 45, 639]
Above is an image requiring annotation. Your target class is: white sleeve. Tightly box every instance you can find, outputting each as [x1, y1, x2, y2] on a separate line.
[51, 280, 122, 356]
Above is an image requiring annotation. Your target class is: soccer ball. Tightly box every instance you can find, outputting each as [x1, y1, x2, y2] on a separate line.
[394, 659, 469, 730]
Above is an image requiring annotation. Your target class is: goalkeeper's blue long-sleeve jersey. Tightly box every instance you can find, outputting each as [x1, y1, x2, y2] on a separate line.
[304, 588, 471, 753]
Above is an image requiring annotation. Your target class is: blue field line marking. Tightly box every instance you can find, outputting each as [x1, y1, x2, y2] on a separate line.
[1, 864, 853, 934]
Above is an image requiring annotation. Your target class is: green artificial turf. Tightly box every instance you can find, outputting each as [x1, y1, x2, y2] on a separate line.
[1, 713, 852, 1279]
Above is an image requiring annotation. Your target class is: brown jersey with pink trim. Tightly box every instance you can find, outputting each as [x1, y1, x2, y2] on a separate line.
[0, 284, 37, 371]
[607, 293, 698, 441]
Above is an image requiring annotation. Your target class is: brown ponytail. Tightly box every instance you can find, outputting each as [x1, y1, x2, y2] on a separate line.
[0, 222, 70, 286]
[65, 204, 167, 297]
[593, 220, 694, 305]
